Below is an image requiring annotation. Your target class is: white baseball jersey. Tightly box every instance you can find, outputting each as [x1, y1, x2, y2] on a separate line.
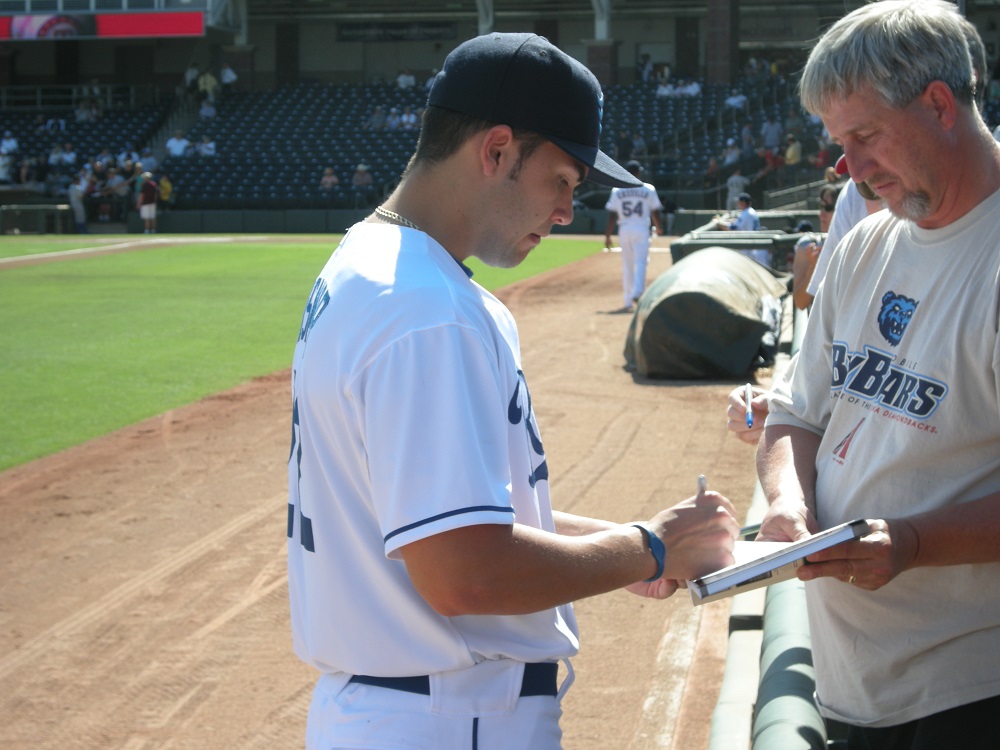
[604, 182, 662, 231]
[287, 221, 579, 679]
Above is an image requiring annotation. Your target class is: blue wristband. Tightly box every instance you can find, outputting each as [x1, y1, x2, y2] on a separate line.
[631, 523, 666, 582]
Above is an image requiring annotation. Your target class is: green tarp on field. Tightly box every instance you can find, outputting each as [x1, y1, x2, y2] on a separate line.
[624, 247, 791, 379]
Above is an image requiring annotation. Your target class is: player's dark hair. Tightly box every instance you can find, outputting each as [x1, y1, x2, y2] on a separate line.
[403, 106, 547, 179]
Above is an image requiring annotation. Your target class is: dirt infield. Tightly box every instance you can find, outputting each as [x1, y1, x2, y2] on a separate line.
[0, 238, 761, 749]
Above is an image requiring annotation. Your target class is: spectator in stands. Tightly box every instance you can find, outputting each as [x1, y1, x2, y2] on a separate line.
[74, 100, 93, 123]
[674, 78, 701, 97]
[759, 112, 784, 154]
[0, 150, 11, 184]
[395, 68, 416, 90]
[782, 133, 802, 184]
[18, 155, 40, 185]
[117, 142, 139, 166]
[631, 131, 647, 160]
[740, 127, 756, 160]
[400, 105, 418, 131]
[93, 147, 115, 167]
[135, 172, 159, 233]
[58, 142, 77, 170]
[196, 135, 217, 156]
[157, 172, 174, 210]
[184, 63, 200, 98]
[351, 163, 373, 188]
[755, 5, 1000, 747]
[219, 62, 238, 96]
[46, 144, 63, 171]
[989, 77, 1000, 102]
[752, 146, 784, 187]
[45, 115, 66, 133]
[807, 136, 832, 170]
[615, 130, 633, 162]
[783, 107, 805, 138]
[655, 80, 675, 98]
[703, 156, 721, 204]
[724, 166, 751, 209]
[68, 172, 90, 233]
[197, 68, 219, 102]
[1, 130, 18, 154]
[638, 53, 654, 83]
[724, 88, 748, 111]
[165, 131, 191, 158]
[88, 162, 112, 222]
[385, 107, 402, 131]
[721, 138, 741, 167]
[350, 162, 375, 207]
[139, 147, 157, 172]
[199, 98, 217, 119]
[363, 106, 386, 131]
[125, 163, 148, 216]
[817, 182, 839, 233]
[319, 166, 340, 189]
[103, 166, 128, 221]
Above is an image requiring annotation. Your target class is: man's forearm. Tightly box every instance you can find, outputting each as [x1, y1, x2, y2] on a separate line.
[756, 423, 822, 540]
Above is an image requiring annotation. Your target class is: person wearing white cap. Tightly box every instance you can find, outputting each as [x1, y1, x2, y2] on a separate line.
[287, 32, 739, 750]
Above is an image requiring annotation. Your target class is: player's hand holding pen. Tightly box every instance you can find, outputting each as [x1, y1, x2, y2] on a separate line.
[727, 383, 767, 445]
[653, 475, 738, 578]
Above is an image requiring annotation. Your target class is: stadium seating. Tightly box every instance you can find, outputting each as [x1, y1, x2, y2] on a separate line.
[3, 101, 172, 172]
[10, 76, 997, 215]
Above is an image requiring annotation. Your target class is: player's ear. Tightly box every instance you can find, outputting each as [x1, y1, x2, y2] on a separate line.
[479, 125, 515, 177]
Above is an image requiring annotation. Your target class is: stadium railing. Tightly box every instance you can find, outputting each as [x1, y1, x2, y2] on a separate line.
[705, 304, 851, 750]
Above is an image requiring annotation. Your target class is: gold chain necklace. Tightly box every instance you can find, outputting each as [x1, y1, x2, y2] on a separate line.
[374, 205, 423, 233]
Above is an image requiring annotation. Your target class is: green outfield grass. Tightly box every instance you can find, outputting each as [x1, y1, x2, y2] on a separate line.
[0, 233, 600, 471]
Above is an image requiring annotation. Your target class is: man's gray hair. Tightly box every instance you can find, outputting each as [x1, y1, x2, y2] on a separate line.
[799, 0, 977, 116]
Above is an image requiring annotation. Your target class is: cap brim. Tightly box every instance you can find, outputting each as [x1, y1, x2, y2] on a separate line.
[547, 136, 643, 188]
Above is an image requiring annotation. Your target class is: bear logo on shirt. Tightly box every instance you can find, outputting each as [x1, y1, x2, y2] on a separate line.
[877, 291, 918, 347]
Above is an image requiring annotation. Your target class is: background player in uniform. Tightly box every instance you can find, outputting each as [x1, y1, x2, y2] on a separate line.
[286, 33, 739, 750]
[604, 159, 663, 312]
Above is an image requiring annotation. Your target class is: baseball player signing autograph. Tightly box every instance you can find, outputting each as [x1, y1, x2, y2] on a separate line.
[287, 33, 739, 750]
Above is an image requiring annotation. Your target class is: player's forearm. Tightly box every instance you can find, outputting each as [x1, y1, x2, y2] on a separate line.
[403, 522, 653, 616]
[553, 509, 617, 536]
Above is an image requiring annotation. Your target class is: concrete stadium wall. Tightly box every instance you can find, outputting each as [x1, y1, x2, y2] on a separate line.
[127, 208, 818, 235]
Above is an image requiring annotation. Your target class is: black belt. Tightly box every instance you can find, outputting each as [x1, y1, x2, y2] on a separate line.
[349, 661, 558, 697]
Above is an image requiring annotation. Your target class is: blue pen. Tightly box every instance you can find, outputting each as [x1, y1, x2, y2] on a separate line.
[744, 383, 754, 428]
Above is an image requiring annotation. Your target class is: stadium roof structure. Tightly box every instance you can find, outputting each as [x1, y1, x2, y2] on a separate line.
[245, 0, 834, 21]
[242, 0, 1000, 22]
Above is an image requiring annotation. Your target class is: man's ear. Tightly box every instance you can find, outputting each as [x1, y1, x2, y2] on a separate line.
[922, 80, 958, 131]
[479, 125, 516, 177]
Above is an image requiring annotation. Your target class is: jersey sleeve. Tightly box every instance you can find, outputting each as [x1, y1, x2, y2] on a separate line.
[648, 186, 663, 212]
[604, 189, 619, 212]
[355, 322, 517, 558]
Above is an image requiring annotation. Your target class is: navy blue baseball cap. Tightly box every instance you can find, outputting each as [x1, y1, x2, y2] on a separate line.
[428, 33, 642, 188]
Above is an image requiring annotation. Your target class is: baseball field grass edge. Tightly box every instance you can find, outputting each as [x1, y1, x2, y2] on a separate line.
[0, 235, 601, 471]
